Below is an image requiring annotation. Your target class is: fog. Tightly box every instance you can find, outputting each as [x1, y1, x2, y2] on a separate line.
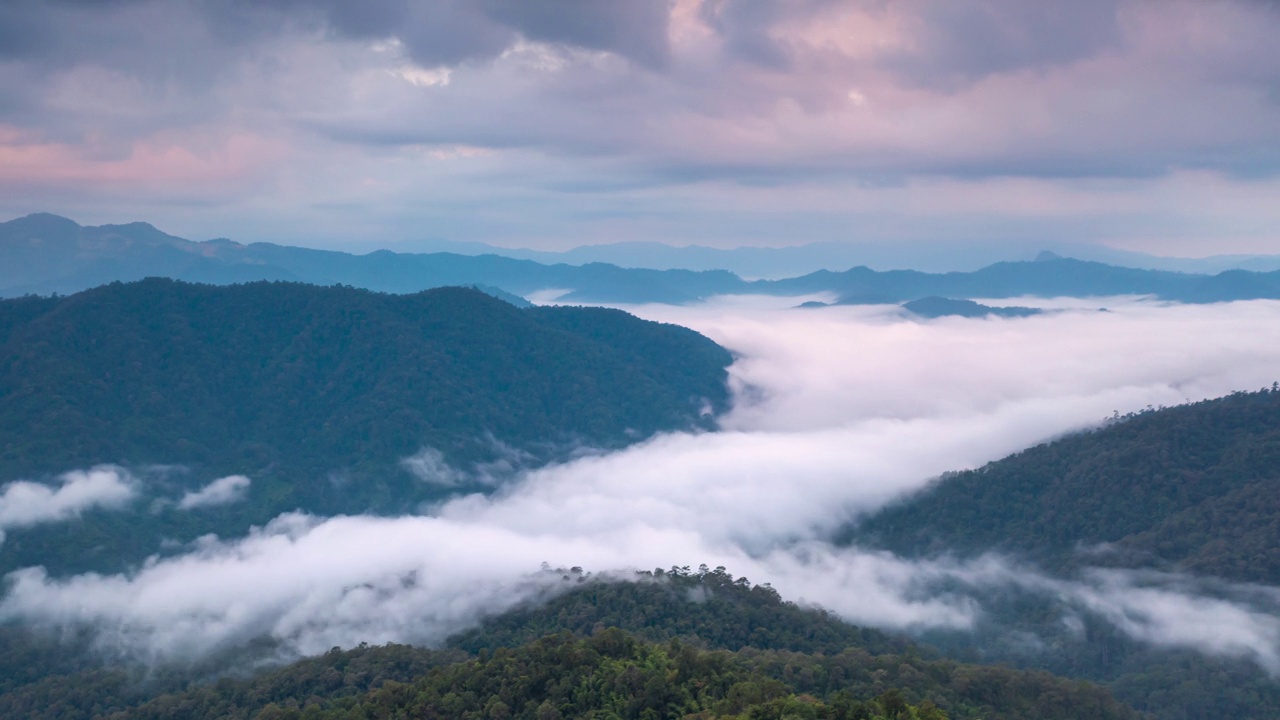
[0, 466, 137, 545]
[177, 475, 251, 510]
[4, 298, 1280, 669]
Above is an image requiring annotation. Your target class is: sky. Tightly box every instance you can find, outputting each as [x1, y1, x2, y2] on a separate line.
[5, 297, 1280, 672]
[2, 0, 1280, 254]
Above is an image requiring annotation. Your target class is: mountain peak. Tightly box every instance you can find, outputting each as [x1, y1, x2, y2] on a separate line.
[4, 212, 81, 233]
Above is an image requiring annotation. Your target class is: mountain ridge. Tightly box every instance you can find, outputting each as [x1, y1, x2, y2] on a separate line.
[9, 213, 1280, 305]
[0, 569, 1144, 720]
[848, 387, 1280, 584]
[0, 278, 732, 575]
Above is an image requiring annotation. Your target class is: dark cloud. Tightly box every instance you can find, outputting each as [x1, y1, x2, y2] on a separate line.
[485, 0, 671, 69]
[0, 0, 670, 150]
[882, 0, 1125, 88]
[220, 0, 669, 68]
[699, 0, 804, 69]
[0, 3, 54, 62]
[0, 0, 668, 88]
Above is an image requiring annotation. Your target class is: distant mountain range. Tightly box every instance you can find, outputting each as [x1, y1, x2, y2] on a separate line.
[0, 213, 743, 304]
[0, 279, 731, 575]
[6, 214, 1280, 305]
[329, 234, 1280, 278]
[764, 253, 1280, 305]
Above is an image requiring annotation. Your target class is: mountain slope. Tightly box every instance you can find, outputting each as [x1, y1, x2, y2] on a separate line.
[0, 279, 732, 573]
[849, 388, 1280, 583]
[0, 570, 1143, 720]
[840, 392, 1280, 719]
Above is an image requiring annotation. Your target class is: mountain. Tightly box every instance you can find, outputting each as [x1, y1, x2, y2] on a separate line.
[328, 235, 1280, 278]
[848, 387, 1280, 585]
[0, 569, 1142, 720]
[0, 214, 746, 304]
[764, 257, 1280, 305]
[900, 297, 1042, 319]
[0, 279, 732, 574]
[9, 214, 1280, 305]
[841, 388, 1280, 719]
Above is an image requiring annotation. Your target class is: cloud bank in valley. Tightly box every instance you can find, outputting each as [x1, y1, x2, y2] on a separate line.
[4, 299, 1280, 669]
[0, 466, 137, 544]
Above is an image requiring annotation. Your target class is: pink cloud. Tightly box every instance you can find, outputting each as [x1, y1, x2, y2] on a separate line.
[0, 129, 285, 197]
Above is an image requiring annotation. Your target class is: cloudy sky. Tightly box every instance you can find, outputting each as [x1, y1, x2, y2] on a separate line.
[2, 0, 1279, 254]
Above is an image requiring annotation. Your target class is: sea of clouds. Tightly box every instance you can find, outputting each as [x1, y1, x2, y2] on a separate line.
[4, 296, 1280, 670]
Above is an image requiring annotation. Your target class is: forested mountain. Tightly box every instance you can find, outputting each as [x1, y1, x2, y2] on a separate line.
[0, 279, 731, 574]
[849, 387, 1280, 584]
[0, 569, 1142, 720]
[8, 213, 1280, 304]
[842, 389, 1280, 719]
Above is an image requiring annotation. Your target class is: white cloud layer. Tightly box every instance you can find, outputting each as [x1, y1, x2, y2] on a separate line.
[401, 448, 465, 487]
[0, 466, 137, 540]
[177, 475, 251, 510]
[4, 299, 1280, 669]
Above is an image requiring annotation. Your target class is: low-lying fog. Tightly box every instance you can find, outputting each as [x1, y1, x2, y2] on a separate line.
[5, 296, 1280, 671]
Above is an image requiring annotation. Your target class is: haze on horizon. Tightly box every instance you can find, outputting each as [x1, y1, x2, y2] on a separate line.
[2, 0, 1279, 257]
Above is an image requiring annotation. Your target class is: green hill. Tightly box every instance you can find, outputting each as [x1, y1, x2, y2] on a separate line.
[448, 566, 913, 659]
[844, 389, 1280, 719]
[850, 387, 1280, 584]
[0, 279, 731, 574]
[0, 570, 1142, 720]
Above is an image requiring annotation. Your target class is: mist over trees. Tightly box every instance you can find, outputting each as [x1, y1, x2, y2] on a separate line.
[851, 387, 1280, 584]
[846, 387, 1280, 718]
[0, 569, 1141, 720]
[0, 279, 732, 575]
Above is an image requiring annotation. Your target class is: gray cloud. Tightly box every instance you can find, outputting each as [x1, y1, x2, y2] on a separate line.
[483, 0, 671, 69]
[880, 0, 1125, 89]
[4, 0, 1280, 253]
[0, 0, 669, 71]
[177, 475, 251, 510]
[3, 298, 1280, 669]
[698, 0, 805, 69]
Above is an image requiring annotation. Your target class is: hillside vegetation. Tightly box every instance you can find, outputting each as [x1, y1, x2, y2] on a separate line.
[0, 279, 731, 574]
[846, 389, 1280, 719]
[0, 569, 1142, 720]
[852, 387, 1280, 584]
